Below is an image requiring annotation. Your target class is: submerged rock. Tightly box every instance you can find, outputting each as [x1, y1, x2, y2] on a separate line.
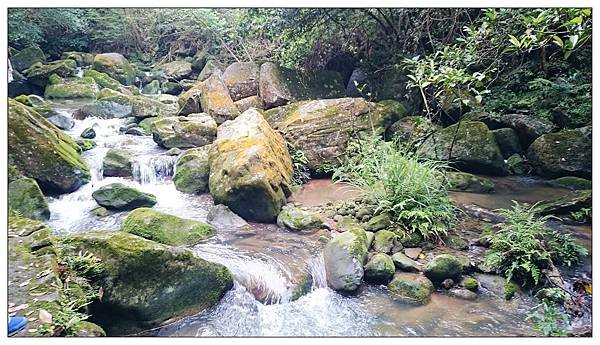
[92, 53, 136, 85]
[323, 227, 369, 292]
[102, 148, 132, 177]
[173, 146, 210, 194]
[364, 253, 395, 284]
[62, 231, 232, 332]
[424, 254, 463, 283]
[92, 183, 157, 210]
[387, 273, 434, 305]
[446, 171, 495, 193]
[277, 205, 323, 231]
[208, 108, 293, 222]
[151, 115, 217, 149]
[526, 129, 592, 178]
[121, 207, 217, 246]
[8, 177, 50, 220]
[8, 99, 90, 194]
[222, 61, 259, 101]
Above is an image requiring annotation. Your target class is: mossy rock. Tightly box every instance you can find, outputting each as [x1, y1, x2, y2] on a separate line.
[276, 205, 323, 231]
[386, 115, 439, 144]
[83, 69, 123, 90]
[142, 80, 161, 95]
[61, 231, 232, 333]
[8, 99, 90, 194]
[323, 226, 368, 292]
[444, 234, 469, 250]
[199, 74, 240, 124]
[61, 51, 95, 66]
[92, 183, 157, 210]
[121, 208, 217, 246]
[139, 117, 159, 134]
[12, 46, 46, 72]
[506, 154, 531, 175]
[173, 146, 210, 194]
[446, 171, 495, 193]
[8, 177, 50, 220]
[25, 59, 77, 88]
[504, 280, 518, 300]
[391, 252, 420, 272]
[259, 62, 292, 109]
[364, 253, 395, 284]
[102, 148, 132, 177]
[222, 61, 260, 101]
[372, 229, 398, 254]
[547, 176, 592, 190]
[365, 213, 392, 232]
[527, 129, 592, 179]
[387, 273, 434, 305]
[151, 115, 217, 149]
[424, 254, 463, 283]
[44, 76, 99, 99]
[130, 95, 178, 119]
[160, 60, 192, 80]
[161, 81, 183, 95]
[460, 276, 479, 291]
[92, 53, 136, 85]
[536, 189, 591, 216]
[491, 128, 523, 158]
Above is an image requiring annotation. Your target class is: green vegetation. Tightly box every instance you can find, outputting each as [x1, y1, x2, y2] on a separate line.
[484, 201, 587, 286]
[527, 289, 570, 337]
[288, 142, 310, 185]
[333, 134, 455, 241]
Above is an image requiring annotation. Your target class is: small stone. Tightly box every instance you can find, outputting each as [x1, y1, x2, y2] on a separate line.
[391, 252, 420, 272]
[80, 127, 96, 139]
[449, 288, 477, 300]
[364, 213, 392, 232]
[165, 148, 182, 156]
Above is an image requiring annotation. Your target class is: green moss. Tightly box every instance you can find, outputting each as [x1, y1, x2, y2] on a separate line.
[121, 208, 217, 246]
[547, 176, 592, 190]
[276, 205, 323, 231]
[92, 183, 157, 210]
[461, 277, 479, 291]
[424, 254, 463, 282]
[84, 69, 123, 90]
[364, 253, 395, 284]
[8, 177, 50, 220]
[45, 77, 99, 99]
[387, 273, 434, 305]
[447, 171, 495, 193]
[76, 139, 96, 151]
[15, 94, 33, 106]
[504, 280, 517, 300]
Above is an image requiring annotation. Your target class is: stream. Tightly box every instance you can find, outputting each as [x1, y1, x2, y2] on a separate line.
[44, 99, 591, 337]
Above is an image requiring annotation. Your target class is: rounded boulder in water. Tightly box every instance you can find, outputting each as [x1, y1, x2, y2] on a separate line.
[80, 127, 96, 139]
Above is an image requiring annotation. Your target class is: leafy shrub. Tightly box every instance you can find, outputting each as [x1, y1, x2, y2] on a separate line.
[287, 142, 310, 185]
[484, 201, 587, 286]
[526, 298, 570, 336]
[333, 134, 455, 241]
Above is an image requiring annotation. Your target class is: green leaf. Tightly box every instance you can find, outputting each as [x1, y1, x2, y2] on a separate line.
[552, 35, 564, 48]
[508, 34, 521, 48]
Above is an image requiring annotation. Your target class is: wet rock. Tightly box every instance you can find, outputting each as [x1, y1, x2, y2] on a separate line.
[419, 121, 509, 175]
[92, 183, 157, 210]
[138, 117, 159, 134]
[387, 272, 434, 305]
[365, 231, 375, 248]
[160, 60, 192, 80]
[445, 234, 469, 251]
[385, 115, 438, 144]
[199, 74, 241, 124]
[506, 153, 531, 175]
[259, 62, 291, 109]
[125, 127, 146, 136]
[441, 278, 455, 289]
[392, 252, 420, 272]
[12, 46, 46, 72]
[151, 115, 217, 149]
[83, 69, 123, 91]
[264, 98, 401, 171]
[47, 113, 75, 130]
[234, 95, 263, 113]
[449, 288, 477, 300]
[8, 177, 50, 220]
[499, 113, 555, 148]
[61, 51, 95, 66]
[173, 146, 210, 194]
[14, 94, 46, 107]
[165, 148, 182, 156]
[130, 95, 178, 119]
[365, 213, 392, 232]
[372, 230, 397, 254]
[80, 127, 96, 139]
[404, 247, 422, 260]
[277, 205, 323, 231]
[102, 148, 132, 177]
[527, 129, 592, 178]
[62, 231, 232, 331]
[8, 99, 90, 194]
[323, 227, 368, 292]
[460, 276, 479, 291]
[537, 189, 591, 216]
[92, 53, 136, 85]
[76, 138, 96, 151]
[206, 204, 250, 229]
[142, 80, 161, 95]
[447, 171, 495, 193]
[364, 253, 395, 284]
[76, 97, 133, 119]
[24, 59, 76, 87]
[222, 61, 259, 101]
[177, 84, 203, 115]
[121, 207, 216, 246]
[44, 76, 99, 99]
[492, 128, 523, 158]
[161, 81, 183, 95]
[424, 254, 463, 283]
[208, 109, 293, 222]
[546, 176, 592, 190]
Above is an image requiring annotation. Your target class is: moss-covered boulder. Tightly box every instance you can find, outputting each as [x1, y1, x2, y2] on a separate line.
[537, 190, 591, 216]
[198, 59, 224, 81]
[364, 253, 395, 284]
[526, 130, 592, 178]
[139, 117, 159, 135]
[14, 94, 46, 107]
[75, 98, 133, 119]
[208, 109, 293, 222]
[61, 51, 95, 66]
[222, 62, 260, 101]
[160, 60, 192, 80]
[259, 62, 292, 109]
[130, 95, 179, 119]
[499, 114, 555, 148]
[121, 208, 217, 246]
[447, 171, 495, 193]
[419, 121, 509, 175]
[8, 177, 50, 220]
[83, 69, 123, 90]
[173, 146, 210, 194]
[61, 231, 232, 332]
[92, 183, 156, 210]
[387, 273, 434, 305]
[8, 99, 90, 194]
[372, 229, 397, 254]
[491, 128, 522, 158]
[177, 84, 203, 115]
[199, 74, 241, 124]
[161, 81, 183, 95]
[92, 53, 136, 85]
[151, 115, 217, 149]
[264, 98, 401, 172]
[76, 138, 96, 151]
[142, 80, 161, 95]
[547, 176, 592, 190]
[12, 46, 46, 72]
[102, 148, 132, 177]
[391, 252, 420, 272]
[276, 205, 323, 231]
[364, 213, 392, 232]
[323, 227, 368, 292]
[460, 276, 479, 291]
[25, 59, 77, 87]
[44, 76, 99, 99]
[424, 254, 463, 283]
[506, 153, 531, 175]
[385, 115, 438, 144]
[234, 95, 263, 113]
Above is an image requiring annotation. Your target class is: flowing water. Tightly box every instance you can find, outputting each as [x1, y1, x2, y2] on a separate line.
[43, 100, 591, 336]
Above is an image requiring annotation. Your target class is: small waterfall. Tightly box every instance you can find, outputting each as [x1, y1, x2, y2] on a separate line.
[307, 254, 327, 290]
[132, 155, 177, 184]
[75, 67, 84, 78]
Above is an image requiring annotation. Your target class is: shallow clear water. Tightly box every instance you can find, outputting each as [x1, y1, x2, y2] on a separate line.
[43, 100, 591, 337]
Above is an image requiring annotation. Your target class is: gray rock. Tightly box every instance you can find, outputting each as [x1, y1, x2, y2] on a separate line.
[47, 113, 74, 130]
[80, 127, 96, 139]
[392, 252, 420, 272]
[207, 204, 251, 229]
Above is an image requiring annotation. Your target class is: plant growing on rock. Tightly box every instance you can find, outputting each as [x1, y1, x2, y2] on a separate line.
[288, 142, 311, 185]
[333, 134, 455, 241]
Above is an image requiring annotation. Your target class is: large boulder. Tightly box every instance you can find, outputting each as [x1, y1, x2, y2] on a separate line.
[447, 171, 495, 193]
[178, 84, 203, 115]
[8, 177, 50, 220]
[8, 99, 90, 194]
[323, 226, 369, 292]
[526, 130, 592, 178]
[385, 115, 438, 144]
[151, 115, 217, 149]
[44, 76, 99, 99]
[92, 183, 157, 210]
[499, 114, 555, 148]
[419, 121, 509, 175]
[102, 148, 132, 177]
[25, 59, 77, 87]
[537, 190, 591, 216]
[208, 109, 293, 222]
[199, 74, 241, 124]
[130, 95, 179, 119]
[491, 128, 522, 158]
[12, 46, 46, 72]
[264, 98, 402, 172]
[259, 62, 292, 109]
[547, 176, 592, 190]
[160, 61, 193, 80]
[121, 208, 217, 246]
[61, 231, 232, 333]
[276, 205, 323, 231]
[61, 51, 95, 66]
[424, 254, 463, 283]
[387, 273, 434, 305]
[92, 53, 136, 85]
[173, 146, 210, 194]
[83, 69, 123, 91]
[75, 97, 133, 119]
[222, 62, 260, 101]
[364, 253, 395, 284]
